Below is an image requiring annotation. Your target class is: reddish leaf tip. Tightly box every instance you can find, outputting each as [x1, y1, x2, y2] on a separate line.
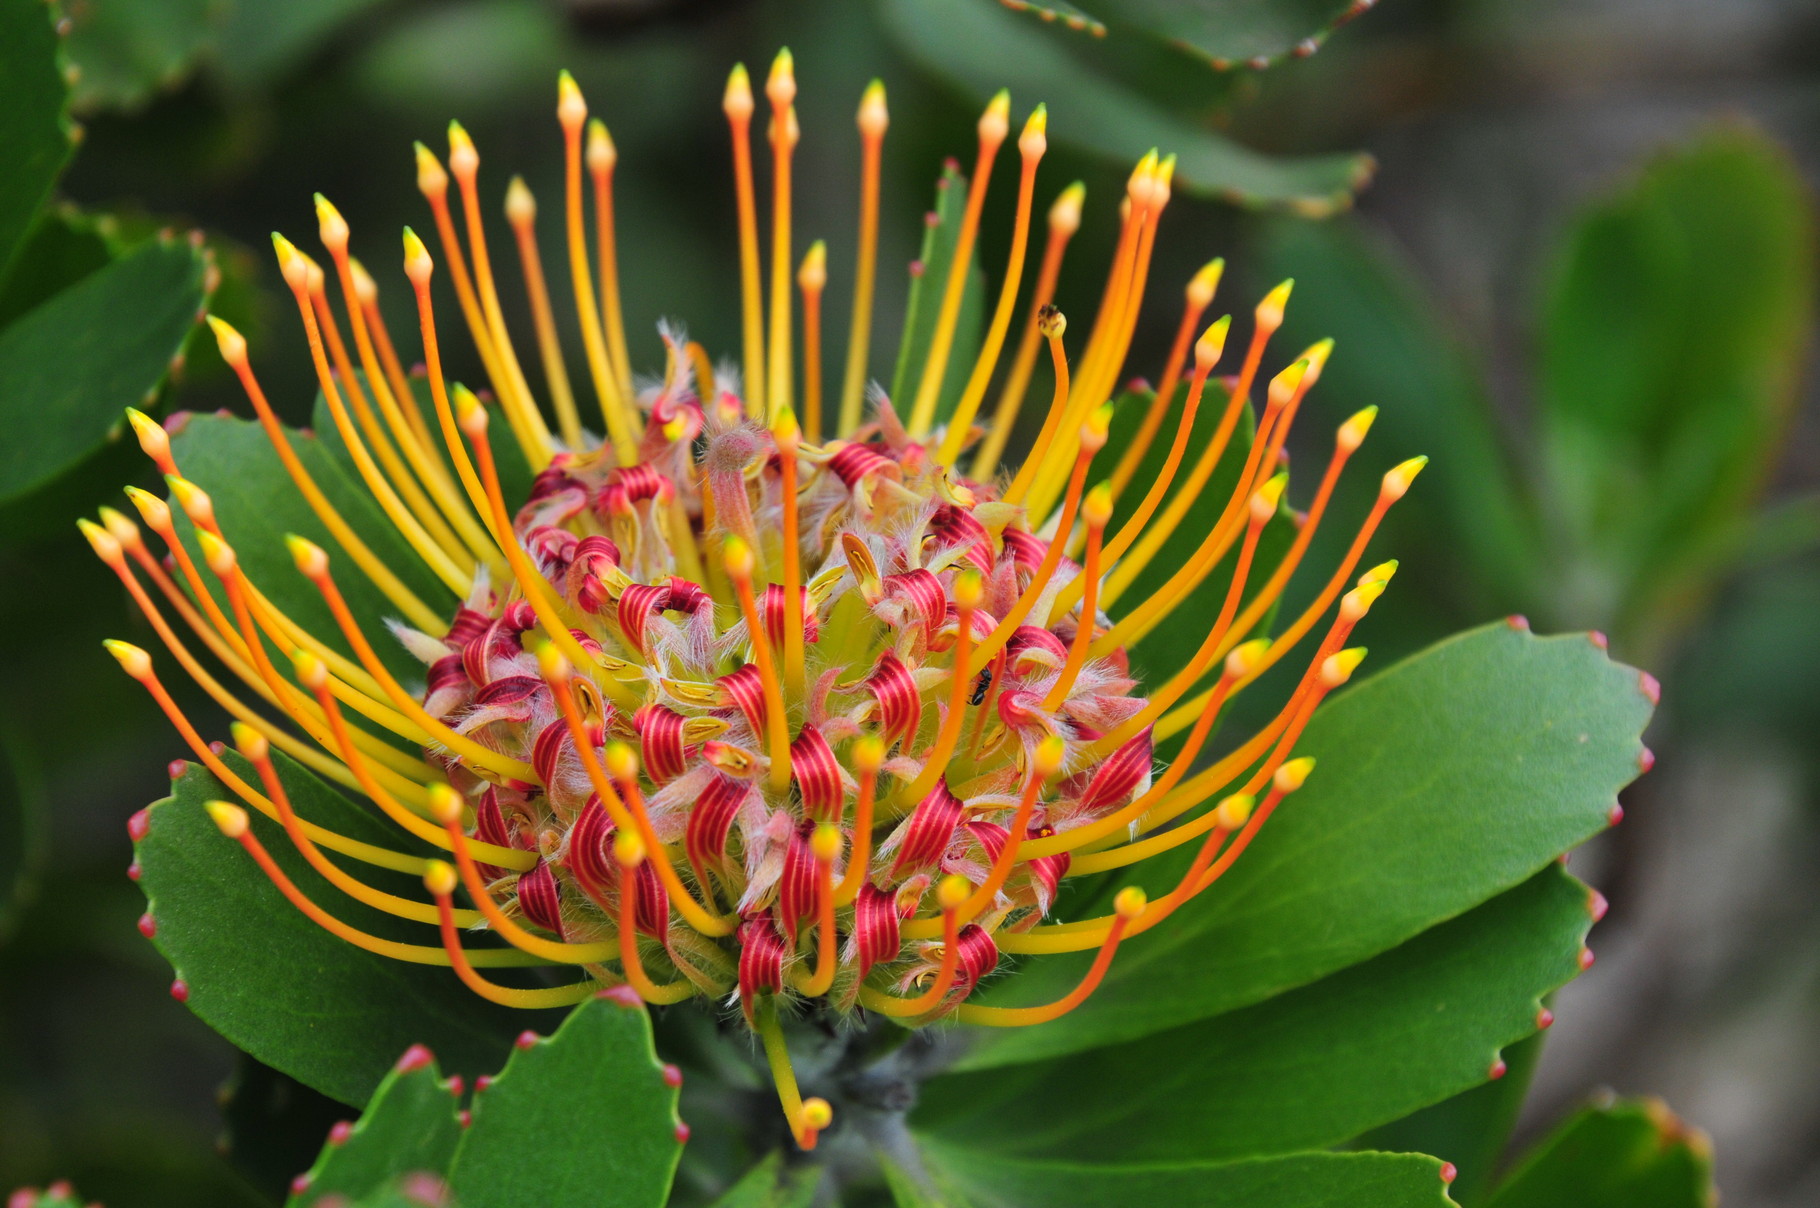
[290, 1174, 311, 1196]
[598, 985, 644, 1009]
[1488, 1057, 1507, 1080]
[1588, 630, 1608, 650]
[1638, 747, 1656, 774]
[1588, 888, 1609, 921]
[515, 1030, 541, 1049]
[1439, 1162, 1457, 1184]
[662, 1063, 684, 1088]
[128, 808, 151, 841]
[475, 1075, 493, 1094]
[328, 1120, 353, 1146]
[207, 740, 226, 756]
[1537, 1007, 1555, 1029]
[169, 979, 189, 1002]
[675, 1121, 692, 1144]
[445, 1075, 464, 1097]
[1608, 803, 1625, 826]
[137, 912, 156, 938]
[167, 759, 189, 779]
[395, 1044, 435, 1073]
[1505, 614, 1529, 631]
[1579, 947, 1596, 970]
[459, 1108, 472, 1129]
[1638, 671, 1661, 705]
[126, 861, 142, 881]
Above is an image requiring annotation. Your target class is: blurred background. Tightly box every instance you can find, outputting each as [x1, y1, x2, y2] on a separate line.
[0, 0, 1814, 1203]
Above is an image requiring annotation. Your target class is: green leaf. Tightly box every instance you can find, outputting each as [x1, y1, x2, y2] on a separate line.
[0, 727, 45, 942]
[705, 1152, 821, 1208]
[888, 162, 987, 428]
[289, 1048, 464, 1207]
[1254, 217, 1541, 612]
[0, 236, 208, 504]
[1354, 1027, 1548, 1205]
[0, 0, 73, 284]
[955, 622, 1651, 1068]
[1539, 128, 1816, 631]
[214, 0, 390, 91]
[1008, 0, 1372, 69]
[1484, 1098, 1715, 1208]
[0, 204, 113, 327]
[167, 412, 457, 680]
[917, 863, 1595, 1162]
[61, 0, 218, 112]
[134, 751, 539, 1106]
[884, 0, 1373, 214]
[918, 1144, 1458, 1208]
[446, 993, 684, 1208]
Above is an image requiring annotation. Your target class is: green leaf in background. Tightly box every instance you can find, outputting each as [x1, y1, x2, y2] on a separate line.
[1483, 1097, 1715, 1208]
[214, 0, 391, 92]
[705, 1152, 821, 1208]
[884, 0, 1373, 215]
[0, 237, 208, 505]
[3, 1184, 86, 1208]
[888, 161, 987, 427]
[134, 752, 538, 1106]
[288, 1046, 463, 1208]
[61, 0, 219, 112]
[0, 731, 45, 943]
[955, 622, 1651, 1067]
[0, 0, 74, 284]
[918, 1145, 1458, 1208]
[0, 205, 113, 327]
[1354, 1027, 1548, 1205]
[1254, 217, 1541, 613]
[446, 992, 684, 1208]
[167, 412, 457, 681]
[916, 863, 1595, 1163]
[1003, 0, 1371, 68]
[220, 1054, 359, 1205]
[1539, 127, 1816, 634]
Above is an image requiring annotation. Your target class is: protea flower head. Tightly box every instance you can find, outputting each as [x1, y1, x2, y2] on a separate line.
[84, 50, 1424, 1149]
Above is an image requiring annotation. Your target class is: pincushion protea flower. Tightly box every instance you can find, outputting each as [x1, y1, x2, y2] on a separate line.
[83, 50, 1424, 1149]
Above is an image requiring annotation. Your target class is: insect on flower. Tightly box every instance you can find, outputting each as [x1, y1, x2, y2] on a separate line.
[85, 50, 1426, 1149]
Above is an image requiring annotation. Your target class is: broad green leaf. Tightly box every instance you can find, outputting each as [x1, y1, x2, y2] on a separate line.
[1008, 0, 1371, 68]
[168, 412, 457, 680]
[0, 237, 208, 504]
[289, 1048, 464, 1207]
[956, 622, 1650, 1068]
[918, 1144, 1457, 1208]
[0, 205, 113, 327]
[884, 0, 1372, 214]
[1354, 1027, 1548, 1205]
[917, 864, 1595, 1162]
[1539, 129, 1815, 630]
[705, 1152, 821, 1208]
[447, 993, 684, 1208]
[0, 0, 72, 284]
[1484, 1098, 1715, 1208]
[214, 0, 390, 91]
[883, 1154, 979, 1208]
[1255, 217, 1541, 613]
[889, 162, 987, 428]
[62, 0, 218, 112]
[134, 751, 540, 1106]
[346, 1176, 460, 1208]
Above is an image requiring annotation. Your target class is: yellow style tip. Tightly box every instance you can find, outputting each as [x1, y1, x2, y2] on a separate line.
[1034, 734, 1067, 776]
[1214, 792, 1255, 830]
[1257, 278, 1294, 328]
[423, 859, 458, 896]
[1249, 472, 1289, 522]
[722, 533, 755, 580]
[414, 142, 448, 196]
[1274, 756, 1316, 793]
[612, 827, 646, 869]
[1381, 455, 1428, 501]
[402, 226, 433, 284]
[1083, 481, 1114, 528]
[852, 733, 886, 773]
[1225, 637, 1271, 680]
[290, 648, 329, 691]
[1337, 405, 1377, 452]
[285, 533, 329, 578]
[1360, 559, 1399, 585]
[230, 720, 268, 761]
[271, 232, 308, 291]
[1188, 257, 1226, 307]
[1194, 314, 1232, 369]
[766, 48, 797, 108]
[810, 824, 842, 864]
[504, 175, 536, 226]
[313, 193, 349, 249]
[206, 800, 250, 839]
[447, 121, 478, 175]
[979, 89, 1011, 144]
[1081, 401, 1113, 453]
[724, 62, 754, 119]
[797, 240, 827, 291]
[1113, 887, 1148, 920]
[858, 79, 889, 137]
[125, 406, 168, 456]
[1267, 358, 1309, 406]
[772, 401, 802, 447]
[78, 518, 121, 564]
[953, 568, 985, 610]
[1320, 647, 1367, 688]
[195, 528, 236, 577]
[1048, 181, 1086, 235]
[800, 1098, 834, 1131]
[452, 383, 488, 436]
[167, 474, 214, 526]
[426, 783, 464, 825]
[534, 639, 572, 683]
[104, 639, 153, 679]
[586, 118, 617, 172]
[937, 874, 971, 912]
